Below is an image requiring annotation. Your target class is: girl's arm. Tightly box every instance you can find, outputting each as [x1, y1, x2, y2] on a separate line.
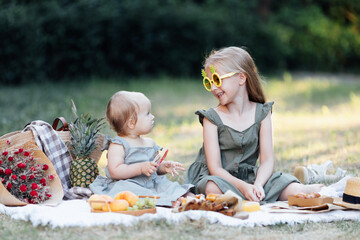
[203, 117, 259, 201]
[107, 143, 157, 180]
[253, 112, 275, 200]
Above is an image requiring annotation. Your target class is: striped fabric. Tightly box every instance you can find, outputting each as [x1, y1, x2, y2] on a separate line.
[24, 121, 92, 199]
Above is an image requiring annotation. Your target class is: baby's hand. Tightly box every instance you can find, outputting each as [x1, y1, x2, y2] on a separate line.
[140, 161, 158, 177]
[160, 161, 185, 177]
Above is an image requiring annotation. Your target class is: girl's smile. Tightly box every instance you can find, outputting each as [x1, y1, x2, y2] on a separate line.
[214, 90, 224, 100]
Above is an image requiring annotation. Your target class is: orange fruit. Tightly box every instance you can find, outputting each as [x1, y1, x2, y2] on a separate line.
[114, 191, 139, 207]
[108, 200, 129, 212]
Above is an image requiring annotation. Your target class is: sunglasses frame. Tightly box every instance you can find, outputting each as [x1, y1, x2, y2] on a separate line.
[202, 66, 239, 91]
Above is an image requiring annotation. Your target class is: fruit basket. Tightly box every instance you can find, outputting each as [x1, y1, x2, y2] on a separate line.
[88, 195, 158, 216]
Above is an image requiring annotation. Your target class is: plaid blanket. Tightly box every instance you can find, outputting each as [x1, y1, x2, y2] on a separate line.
[24, 120, 93, 199]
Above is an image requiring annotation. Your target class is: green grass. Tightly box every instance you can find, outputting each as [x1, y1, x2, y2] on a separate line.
[1, 73, 360, 239]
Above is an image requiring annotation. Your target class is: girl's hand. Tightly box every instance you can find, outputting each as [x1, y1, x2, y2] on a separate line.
[140, 161, 158, 177]
[240, 183, 261, 202]
[253, 183, 265, 201]
[159, 161, 185, 176]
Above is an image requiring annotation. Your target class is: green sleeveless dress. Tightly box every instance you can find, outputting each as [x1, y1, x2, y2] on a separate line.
[185, 102, 299, 203]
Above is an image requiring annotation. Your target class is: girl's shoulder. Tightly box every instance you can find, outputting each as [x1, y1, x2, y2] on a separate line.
[195, 108, 223, 126]
[256, 101, 274, 123]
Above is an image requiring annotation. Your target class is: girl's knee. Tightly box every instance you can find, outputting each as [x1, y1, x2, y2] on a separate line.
[278, 182, 302, 201]
[205, 181, 222, 195]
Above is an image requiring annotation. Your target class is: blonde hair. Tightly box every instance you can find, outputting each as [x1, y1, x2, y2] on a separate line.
[204, 46, 266, 103]
[106, 91, 143, 136]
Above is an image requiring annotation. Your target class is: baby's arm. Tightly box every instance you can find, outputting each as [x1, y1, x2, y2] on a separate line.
[253, 111, 274, 200]
[107, 143, 158, 180]
[203, 117, 260, 201]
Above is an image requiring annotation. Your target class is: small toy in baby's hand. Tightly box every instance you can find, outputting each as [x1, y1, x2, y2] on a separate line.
[153, 148, 168, 165]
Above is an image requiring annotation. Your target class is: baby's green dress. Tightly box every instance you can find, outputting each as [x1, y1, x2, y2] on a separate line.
[185, 102, 299, 203]
[90, 136, 193, 207]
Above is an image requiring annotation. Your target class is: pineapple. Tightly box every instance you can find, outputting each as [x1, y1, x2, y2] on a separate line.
[68, 100, 105, 188]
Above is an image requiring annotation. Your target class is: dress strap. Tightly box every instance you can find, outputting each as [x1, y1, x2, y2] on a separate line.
[153, 142, 163, 152]
[195, 108, 223, 126]
[103, 135, 131, 156]
[255, 101, 274, 123]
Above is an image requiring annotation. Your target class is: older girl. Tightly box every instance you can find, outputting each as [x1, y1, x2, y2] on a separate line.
[186, 47, 323, 202]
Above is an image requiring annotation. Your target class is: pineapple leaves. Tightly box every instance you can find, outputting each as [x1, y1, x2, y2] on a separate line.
[68, 100, 105, 160]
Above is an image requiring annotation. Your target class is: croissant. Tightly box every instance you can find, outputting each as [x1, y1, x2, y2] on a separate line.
[294, 192, 321, 199]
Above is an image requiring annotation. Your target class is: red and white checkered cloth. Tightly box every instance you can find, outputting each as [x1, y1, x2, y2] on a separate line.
[24, 120, 93, 200]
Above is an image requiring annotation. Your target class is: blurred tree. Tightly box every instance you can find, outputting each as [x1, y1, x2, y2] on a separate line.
[0, 0, 358, 84]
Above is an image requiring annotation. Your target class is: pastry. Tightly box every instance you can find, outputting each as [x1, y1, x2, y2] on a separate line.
[293, 192, 321, 199]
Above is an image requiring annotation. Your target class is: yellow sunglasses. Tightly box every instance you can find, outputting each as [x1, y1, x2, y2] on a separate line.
[201, 65, 239, 91]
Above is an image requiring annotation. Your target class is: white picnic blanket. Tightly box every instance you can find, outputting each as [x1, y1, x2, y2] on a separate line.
[1, 200, 360, 228]
[2, 177, 358, 228]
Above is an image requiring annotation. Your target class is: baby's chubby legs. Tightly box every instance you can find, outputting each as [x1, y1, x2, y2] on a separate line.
[278, 182, 324, 201]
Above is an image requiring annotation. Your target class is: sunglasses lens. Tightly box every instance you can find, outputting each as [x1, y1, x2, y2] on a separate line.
[203, 78, 212, 91]
[213, 74, 221, 87]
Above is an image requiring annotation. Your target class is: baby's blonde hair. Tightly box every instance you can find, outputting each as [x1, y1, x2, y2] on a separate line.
[106, 91, 144, 136]
[204, 46, 266, 103]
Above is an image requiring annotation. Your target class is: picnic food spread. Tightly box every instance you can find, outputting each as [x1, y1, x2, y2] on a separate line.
[173, 190, 252, 219]
[88, 190, 157, 215]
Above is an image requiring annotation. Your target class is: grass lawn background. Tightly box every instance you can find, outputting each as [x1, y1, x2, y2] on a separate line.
[1, 73, 360, 239]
